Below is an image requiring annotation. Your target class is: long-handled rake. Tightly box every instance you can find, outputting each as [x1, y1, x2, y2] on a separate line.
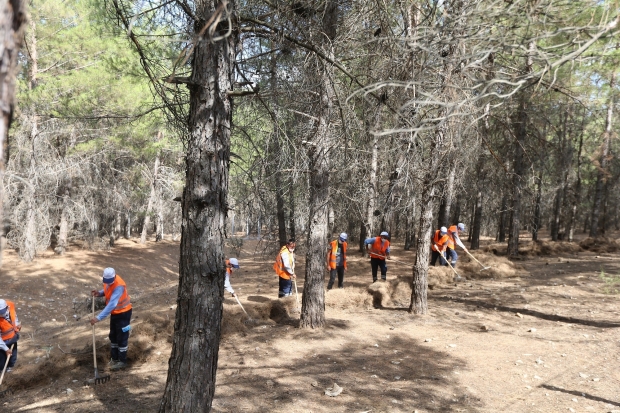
[233, 294, 256, 324]
[293, 278, 301, 313]
[443, 254, 462, 282]
[86, 297, 110, 386]
[0, 344, 15, 398]
[465, 250, 491, 271]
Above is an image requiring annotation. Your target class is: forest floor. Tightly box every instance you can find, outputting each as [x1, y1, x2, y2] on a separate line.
[1, 233, 620, 413]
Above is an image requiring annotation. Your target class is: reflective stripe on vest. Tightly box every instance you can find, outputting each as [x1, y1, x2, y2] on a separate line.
[104, 275, 132, 315]
[328, 240, 347, 270]
[369, 236, 389, 259]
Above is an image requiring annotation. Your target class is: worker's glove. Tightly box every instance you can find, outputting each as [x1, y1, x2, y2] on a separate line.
[14, 325, 21, 333]
[231, 292, 237, 297]
[90, 289, 99, 297]
[89, 318, 99, 326]
[291, 273, 296, 279]
[4, 349, 12, 356]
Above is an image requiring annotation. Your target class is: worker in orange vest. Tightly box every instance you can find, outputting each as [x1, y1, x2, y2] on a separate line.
[0, 299, 21, 373]
[326, 233, 348, 290]
[446, 223, 468, 267]
[225, 258, 240, 297]
[431, 226, 450, 266]
[90, 268, 132, 371]
[274, 239, 296, 298]
[364, 231, 391, 282]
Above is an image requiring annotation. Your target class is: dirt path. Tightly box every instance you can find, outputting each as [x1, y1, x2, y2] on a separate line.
[1, 238, 619, 412]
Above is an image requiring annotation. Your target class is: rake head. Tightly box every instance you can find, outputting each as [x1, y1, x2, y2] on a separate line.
[85, 370, 111, 386]
[0, 387, 12, 398]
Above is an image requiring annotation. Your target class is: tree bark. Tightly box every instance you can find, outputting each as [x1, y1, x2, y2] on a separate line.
[437, 163, 455, 228]
[141, 152, 160, 244]
[590, 72, 615, 238]
[56, 185, 70, 254]
[567, 130, 584, 242]
[366, 107, 381, 236]
[532, 168, 543, 241]
[159, 1, 236, 411]
[300, 0, 338, 329]
[498, 194, 507, 242]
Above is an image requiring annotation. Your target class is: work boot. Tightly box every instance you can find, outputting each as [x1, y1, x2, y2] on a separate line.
[108, 358, 119, 367]
[110, 361, 127, 371]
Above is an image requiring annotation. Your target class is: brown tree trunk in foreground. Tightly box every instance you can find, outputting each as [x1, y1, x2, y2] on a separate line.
[300, 0, 338, 329]
[159, 1, 236, 411]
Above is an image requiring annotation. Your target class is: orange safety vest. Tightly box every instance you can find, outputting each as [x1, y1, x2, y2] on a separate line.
[327, 240, 347, 270]
[103, 275, 132, 315]
[273, 246, 294, 280]
[225, 259, 232, 276]
[447, 225, 458, 249]
[368, 236, 389, 259]
[432, 230, 449, 252]
[0, 300, 18, 341]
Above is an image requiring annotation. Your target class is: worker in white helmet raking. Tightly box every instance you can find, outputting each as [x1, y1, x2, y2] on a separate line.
[225, 258, 240, 297]
[326, 233, 348, 290]
[445, 223, 468, 268]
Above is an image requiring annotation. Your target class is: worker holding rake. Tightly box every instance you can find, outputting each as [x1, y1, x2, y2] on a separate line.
[446, 223, 468, 268]
[326, 232, 348, 290]
[274, 239, 296, 298]
[431, 226, 450, 266]
[0, 299, 21, 373]
[365, 231, 391, 282]
[90, 268, 132, 371]
[225, 258, 240, 297]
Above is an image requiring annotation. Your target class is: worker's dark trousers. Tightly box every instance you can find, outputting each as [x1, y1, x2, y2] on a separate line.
[370, 258, 387, 281]
[327, 267, 345, 289]
[109, 309, 132, 363]
[444, 248, 458, 267]
[279, 277, 293, 298]
[431, 250, 447, 266]
[0, 334, 18, 368]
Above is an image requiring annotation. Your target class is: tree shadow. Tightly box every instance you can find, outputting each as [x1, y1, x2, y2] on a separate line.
[541, 384, 620, 406]
[434, 296, 620, 328]
[212, 334, 483, 412]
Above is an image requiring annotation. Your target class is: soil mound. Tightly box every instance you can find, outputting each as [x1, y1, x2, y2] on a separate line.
[428, 266, 454, 288]
[325, 287, 373, 310]
[579, 237, 620, 253]
[528, 240, 582, 256]
[367, 281, 391, 308]
[459, 252, 524, 279]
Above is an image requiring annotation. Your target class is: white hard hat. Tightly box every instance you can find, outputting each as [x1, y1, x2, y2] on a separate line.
[380, 231, 389, 237]
[457, 223, 465, 231]
[339, 233, 348, 241]
[102, 267, 116, 284]
[229, 258, 240, 268]
[0, 299, 7, 315]
[440, 226, 447, 234]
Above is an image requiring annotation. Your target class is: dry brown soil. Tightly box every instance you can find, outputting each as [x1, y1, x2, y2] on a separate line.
[1, 235, 620, 413]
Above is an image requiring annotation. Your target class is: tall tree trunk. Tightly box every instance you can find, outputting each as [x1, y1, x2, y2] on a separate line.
[141, 152, 160, 244]
[568, 131, 584, 242]
[288, 186, 296, 240]
[269, 43, 287, 247]
[410, 171, 437, 314]
[300, 0, 338, 329]
[366, 107, 381, 236]
[159, 2, 236, 411]
[0, 2, 26, 264]
[498, 194, 507, 242]
[590, 72, 615, 237]
[56, 185, 71, 254]
[470, 156, 484, 249]
[437, 163, 455, 228]
[532, 168, 543, 241]
[508, 42, 533, 256]
[125, 211, 131, 239]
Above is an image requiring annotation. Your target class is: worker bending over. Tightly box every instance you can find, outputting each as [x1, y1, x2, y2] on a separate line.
[431, 226, 449, 266]
[365, 231, 391, 282]
[446, 223, 468, 267]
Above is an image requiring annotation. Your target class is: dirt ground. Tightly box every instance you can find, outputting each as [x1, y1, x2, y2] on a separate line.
[1, 233, 620, 413]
